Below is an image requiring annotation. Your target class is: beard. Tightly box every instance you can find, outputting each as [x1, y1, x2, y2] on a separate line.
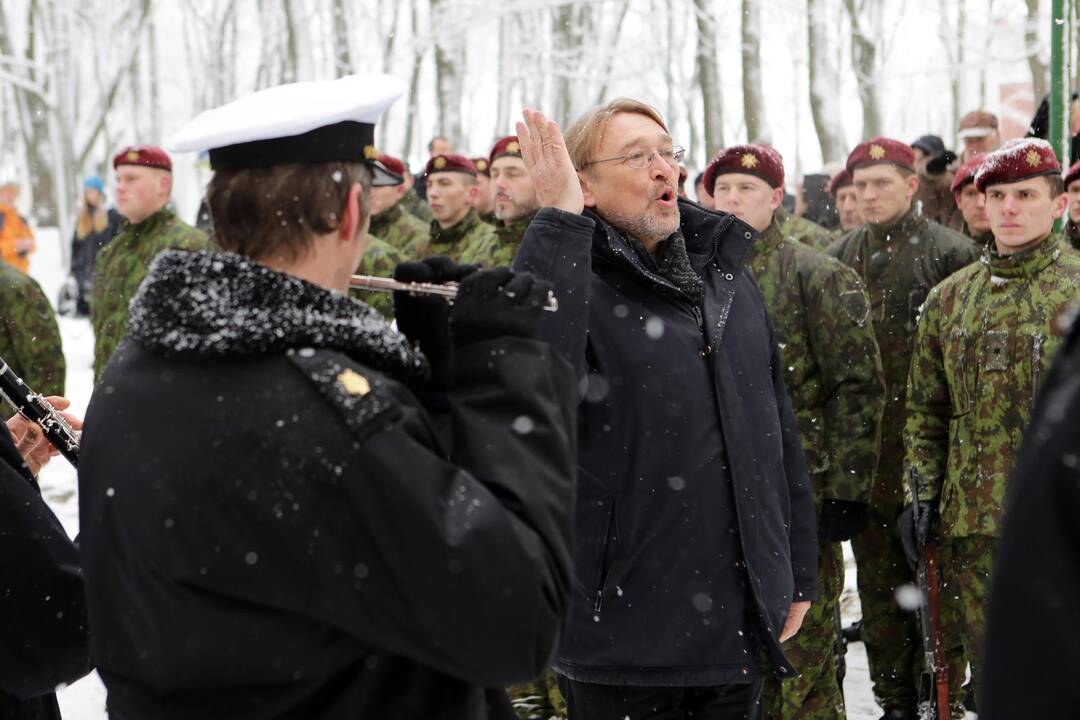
[599, 203, 680, 246]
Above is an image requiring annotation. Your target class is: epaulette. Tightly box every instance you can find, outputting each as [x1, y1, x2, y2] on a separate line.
[286, 348, 402, 443]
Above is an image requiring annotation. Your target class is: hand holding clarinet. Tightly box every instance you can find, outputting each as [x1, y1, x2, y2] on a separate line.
[0, 355, 82, 474]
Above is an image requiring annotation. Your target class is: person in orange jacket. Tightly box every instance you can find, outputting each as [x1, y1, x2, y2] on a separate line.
[0, 182, 34, 273]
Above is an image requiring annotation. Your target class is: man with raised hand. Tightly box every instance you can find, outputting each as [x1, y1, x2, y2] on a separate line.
[827, 137, 978, 720]
[904, 138, 1080, 710]
[709, 143, 885, 720]
[513, 101, 818, 720]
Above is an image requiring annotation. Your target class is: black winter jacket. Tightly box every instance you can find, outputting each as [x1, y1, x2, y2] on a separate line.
[513, 202, 818, 686]
[0, 423, 91, 719]
[78, 250, 577, 719]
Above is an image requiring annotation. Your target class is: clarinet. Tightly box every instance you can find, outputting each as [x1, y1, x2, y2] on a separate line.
[0, 354, 79, 468]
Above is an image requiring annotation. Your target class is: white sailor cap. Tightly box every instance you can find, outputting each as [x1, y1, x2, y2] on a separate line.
[168, 74, 406, 186]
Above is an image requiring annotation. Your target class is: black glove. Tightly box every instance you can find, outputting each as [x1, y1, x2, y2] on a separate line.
[818, 499, 870, 542]
[393, 256, 479, 384]
[450, 267, 553, 347]
[898, 500, 938, 571]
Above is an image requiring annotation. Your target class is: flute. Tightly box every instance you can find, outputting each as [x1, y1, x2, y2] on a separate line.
[349, 274, 559, 312]
[0, 355, 80, 468]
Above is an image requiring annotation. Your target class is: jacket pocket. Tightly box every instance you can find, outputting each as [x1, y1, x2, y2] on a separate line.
[592, 497, 620, 613]
[944, 327, 973, 416]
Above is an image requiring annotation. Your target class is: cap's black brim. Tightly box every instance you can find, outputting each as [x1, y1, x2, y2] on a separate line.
[371, 161, 403, 187]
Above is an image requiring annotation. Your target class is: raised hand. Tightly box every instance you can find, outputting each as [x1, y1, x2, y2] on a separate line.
[515, 108, 585, 215]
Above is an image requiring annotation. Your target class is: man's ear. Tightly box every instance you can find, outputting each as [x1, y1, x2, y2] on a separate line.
[466, 182, 479, 204]
[907, 173, 920, 199]
[340, 182, 364, 241]
[1053, 191, 1069, 220]
[770, 186, 784, 211]
[580, 171, 596, 208]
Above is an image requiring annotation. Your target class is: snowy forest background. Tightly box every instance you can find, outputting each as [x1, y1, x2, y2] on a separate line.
[0, 0, 1069, 245]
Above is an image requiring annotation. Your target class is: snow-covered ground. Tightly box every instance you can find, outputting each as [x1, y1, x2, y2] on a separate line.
[24, 228, 960, 720]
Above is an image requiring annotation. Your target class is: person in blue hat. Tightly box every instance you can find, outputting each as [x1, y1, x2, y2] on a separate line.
[65, 174, 121, 316]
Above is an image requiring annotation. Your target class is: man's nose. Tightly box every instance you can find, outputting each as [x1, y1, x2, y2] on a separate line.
[650, 154, 675, 182]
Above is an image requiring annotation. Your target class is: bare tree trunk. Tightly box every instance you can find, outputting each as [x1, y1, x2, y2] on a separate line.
[282, 0, 299, 84]
[1026, 0, 1048, 103]
[431, 0, 463, 148]
[694, 0, 723, 158]
[494, 14, 510, 135]
[590, 0, 631, 107]
[148, 7, 161, 141]
[331, 0, 352, 77]
[808, 0, 846, 162]
[401, 0, 425, 159]
[843, 0, 882, 138]
[741, 0, 769, 143]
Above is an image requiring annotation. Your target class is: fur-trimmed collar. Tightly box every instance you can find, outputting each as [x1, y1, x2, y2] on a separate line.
[128, 250, 428, 380]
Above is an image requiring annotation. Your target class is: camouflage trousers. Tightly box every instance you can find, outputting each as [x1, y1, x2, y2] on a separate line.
[509, 669, 566, 719]
[850, 502, 921, 713]
[762, 541, 846, 719]
[938, 534, 994, 714]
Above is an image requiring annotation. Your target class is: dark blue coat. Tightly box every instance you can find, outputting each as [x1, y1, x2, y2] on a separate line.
[514, 201, 817, 686]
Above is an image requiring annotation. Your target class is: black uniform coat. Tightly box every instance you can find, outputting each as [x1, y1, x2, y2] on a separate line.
[980, 308, 1080, 718]
[78, 250, 577, 720]
[0, 423, 91, 719]
[513, 202, 818, 687]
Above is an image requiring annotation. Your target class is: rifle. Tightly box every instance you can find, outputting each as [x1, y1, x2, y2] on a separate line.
[907, 467, 950, 719]
[0, 354, 79, 468]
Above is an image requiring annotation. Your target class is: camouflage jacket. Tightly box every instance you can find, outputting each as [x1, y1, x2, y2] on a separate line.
[401, 188, 433, 223]
[775, 206, 833, 252]
[369, 202, 429, 256]
[408, 208, 495, 263]
[905, 233, 1080, 538]
[459, 210, 537, 267]
[91, 207, 210, 380]
[827, 205, 980, 506]
[350, 234, 404, 320]
[0, 260, 64, 419]
[748, 212, 885, 508]
[960, 221, 994, 248]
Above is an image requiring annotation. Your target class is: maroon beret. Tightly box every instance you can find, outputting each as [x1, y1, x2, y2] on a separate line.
[950, 153, 986, 194]
[113, 145, 172, 172]
[489, 136, 523, 165]
[974, 139, 1060, 192]
[425, 153, 476, 177]
[827, 169, 852, 197]
[377, 153, 407, 177]
[471, 157, 490, 176]
[703, 144, 785, 194]
[1064, 159, 1080, 189]
[846, 137, 915, 175]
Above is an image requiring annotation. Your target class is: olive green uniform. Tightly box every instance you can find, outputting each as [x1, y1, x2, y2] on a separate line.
[905, 233, 1080, 703]
[91, 207, 210, 380]
[460, 211, 537, 267]
[826, 205, 979, 714]
[0, 260, 64, 419]
[751, 211, 886, 720]
[369, 202, 429, 256]
[350, 234, 404, 321]
[408, 208, 495, 263]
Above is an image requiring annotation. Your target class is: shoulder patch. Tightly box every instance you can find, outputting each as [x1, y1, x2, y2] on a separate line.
[287, 348, 401, 442]
[838, 288, 870, 327]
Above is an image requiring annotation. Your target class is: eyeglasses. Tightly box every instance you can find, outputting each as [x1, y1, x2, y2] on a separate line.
[583, 146, 685, 170]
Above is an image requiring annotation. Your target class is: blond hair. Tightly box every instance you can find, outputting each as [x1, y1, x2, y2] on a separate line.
[564, 99, 668, 172]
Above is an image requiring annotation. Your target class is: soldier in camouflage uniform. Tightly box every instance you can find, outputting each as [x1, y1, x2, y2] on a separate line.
[1063, 159, 1080, 251]
[904, 139, 1080, 708]
[92, 146, 211, 380]
[470, 156, 496, 224]
[703, 159, 832, 251]
[828, 170, 862, 237]
[367, 153, 429, 255]
[710, 144, 886, 720]
[0, 259, 65, 420]
[460, 136, 540, 267]
[349, 234, 403, 320]
[950, 154, 993, 247]
[408, 154, 495, 262]
[826, 137, 979, 720]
